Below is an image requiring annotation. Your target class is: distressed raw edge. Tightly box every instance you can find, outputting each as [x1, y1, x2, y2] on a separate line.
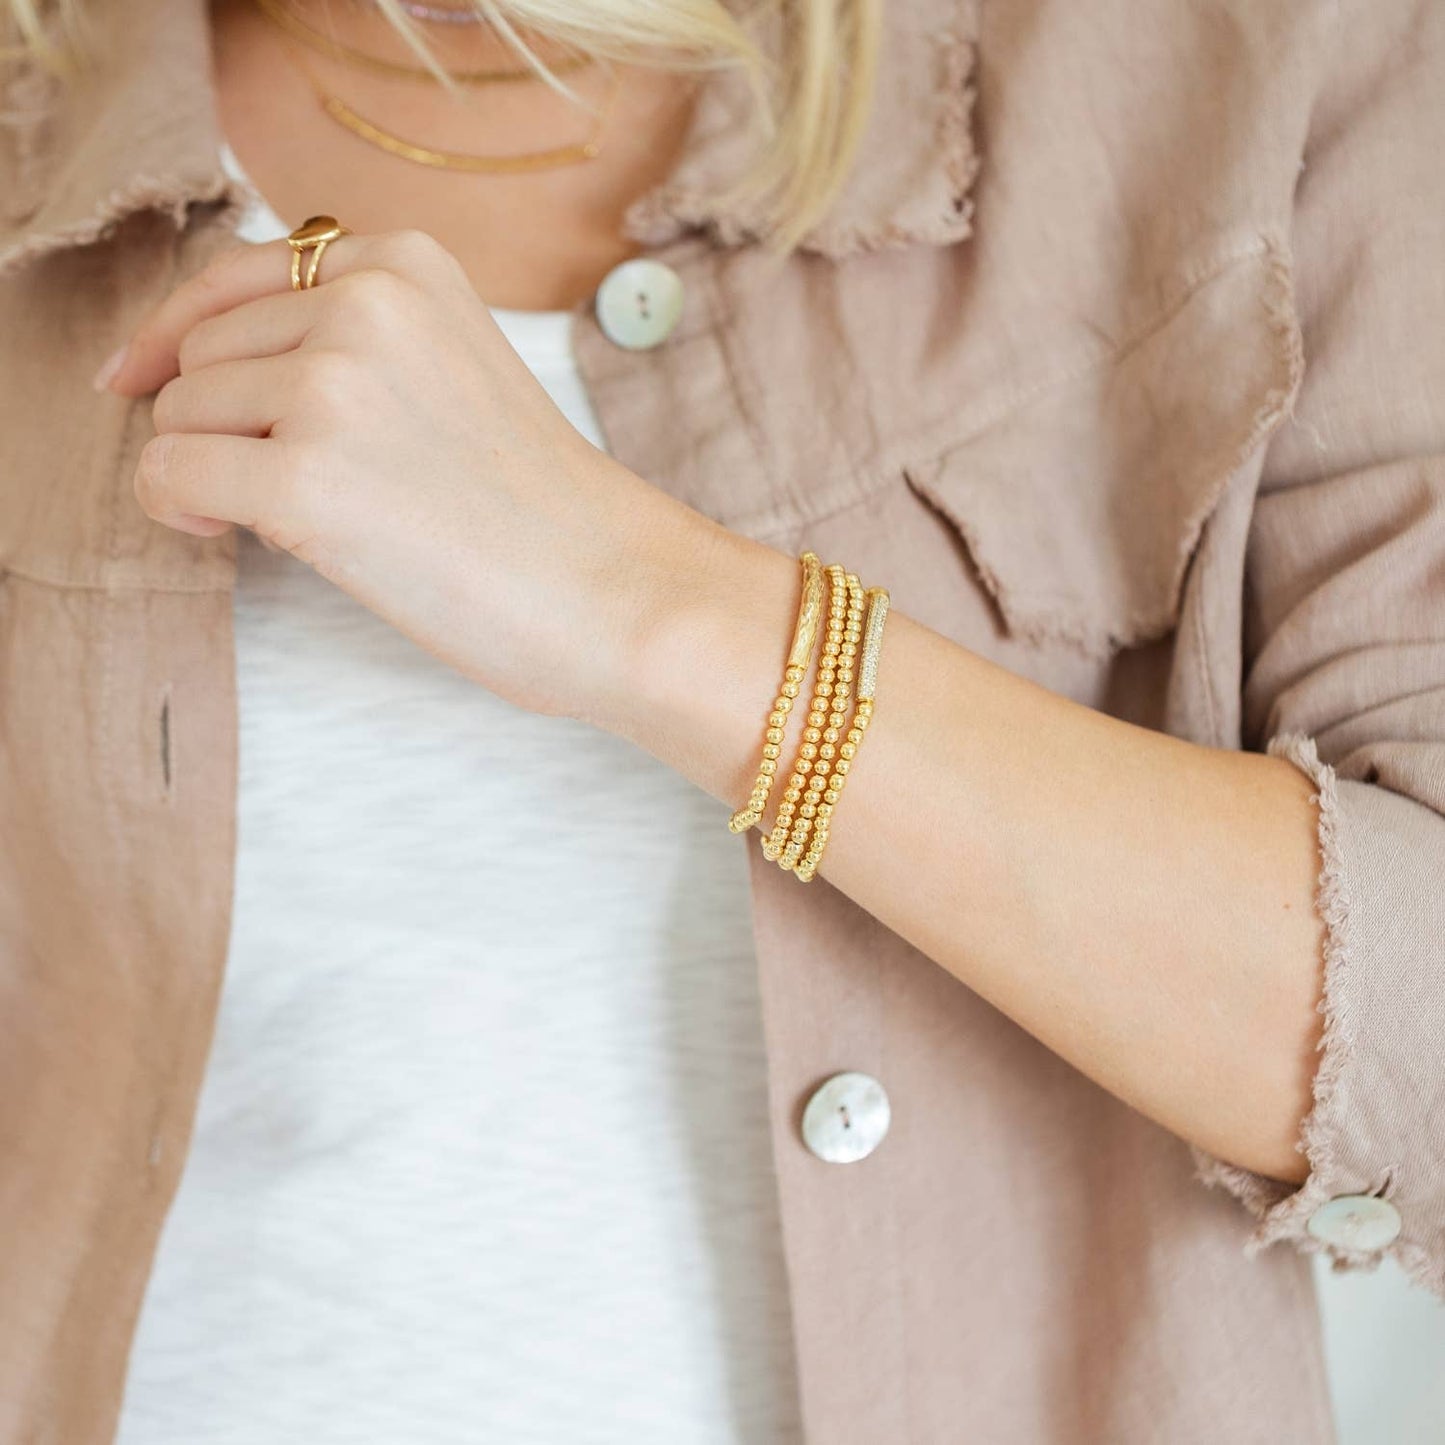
[1191, 733, 1444, 1297]
[908, 477, 1130, 662]
[623, 31, 979, 260]
[991, 586, 1143, 662]
[800, 30, 979, 260]
[0, 167, 243, 280]
[913, 232, 1307, 661]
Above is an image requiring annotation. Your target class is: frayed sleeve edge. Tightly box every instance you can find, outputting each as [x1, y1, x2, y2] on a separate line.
[1188, 733, 1444, 1296]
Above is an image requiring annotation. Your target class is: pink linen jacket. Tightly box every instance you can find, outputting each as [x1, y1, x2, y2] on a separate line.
[2, 0, 1443, 1441]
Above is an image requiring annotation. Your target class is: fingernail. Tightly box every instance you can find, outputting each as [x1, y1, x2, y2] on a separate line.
[91, 343, 128, 392]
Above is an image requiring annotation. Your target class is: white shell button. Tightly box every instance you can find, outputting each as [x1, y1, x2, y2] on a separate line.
[594, 258, 684, 351]
[1305, 1194, 1403, 1252]
[801, 1071, 891, 1164]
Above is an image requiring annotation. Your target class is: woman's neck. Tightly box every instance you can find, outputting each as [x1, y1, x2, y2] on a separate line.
[211, 0, 699, 309]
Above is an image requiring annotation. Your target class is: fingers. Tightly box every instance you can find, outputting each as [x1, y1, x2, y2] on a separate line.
[176, 286, 324, 375]
[133, 431, 291, 534]
[104, 232, 361, 397]
[153, 354, 301, 438]
[105, 241, 304, 397]
[103, 228, 460, 399]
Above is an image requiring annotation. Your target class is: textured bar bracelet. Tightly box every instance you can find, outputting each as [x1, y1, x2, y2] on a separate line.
[795, 584, 889, 883]
[764, 563, 848, 863]
[727, 551, 826, 834]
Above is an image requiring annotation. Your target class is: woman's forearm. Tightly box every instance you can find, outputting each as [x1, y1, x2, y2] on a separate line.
[593, 510, 1327, 1184]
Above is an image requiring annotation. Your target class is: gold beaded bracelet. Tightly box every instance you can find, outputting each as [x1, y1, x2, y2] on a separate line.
[763, 563, 848, 863]
[794, 584, 888, 882]
[780, 569, 863, 871]
[727, 551, 826, 834]
[733, 552, 891, 882]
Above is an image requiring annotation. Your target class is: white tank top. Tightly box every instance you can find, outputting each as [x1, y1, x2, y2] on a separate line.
[117, 146, 803, 1445]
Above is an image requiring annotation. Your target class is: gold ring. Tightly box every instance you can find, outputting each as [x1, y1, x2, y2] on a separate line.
[286, 215, 351, 290]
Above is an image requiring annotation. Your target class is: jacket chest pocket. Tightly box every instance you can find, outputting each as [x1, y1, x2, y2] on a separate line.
[895, 235, 1303, 665]
[583, 232, 1301, 703]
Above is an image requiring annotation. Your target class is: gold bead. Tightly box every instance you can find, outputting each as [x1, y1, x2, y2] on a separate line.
[752, 558, 885, 883]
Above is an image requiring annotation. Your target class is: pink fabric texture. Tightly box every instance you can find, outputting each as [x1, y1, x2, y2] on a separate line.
[1, 0, 1442, 1440]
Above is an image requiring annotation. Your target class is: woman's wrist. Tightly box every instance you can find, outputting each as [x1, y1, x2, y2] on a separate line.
[577, 490, 799, 820]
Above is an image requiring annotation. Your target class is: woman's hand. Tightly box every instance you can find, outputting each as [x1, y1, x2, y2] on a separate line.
[101, 227, 713, 720]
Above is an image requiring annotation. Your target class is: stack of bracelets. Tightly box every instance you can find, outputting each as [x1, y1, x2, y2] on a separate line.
[728, 551, 891, 882]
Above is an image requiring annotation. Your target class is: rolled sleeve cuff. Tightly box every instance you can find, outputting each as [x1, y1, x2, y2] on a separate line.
[1192, 733, 1445, 1296]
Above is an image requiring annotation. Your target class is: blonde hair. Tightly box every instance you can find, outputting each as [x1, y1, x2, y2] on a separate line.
[3, 0, 880, 251]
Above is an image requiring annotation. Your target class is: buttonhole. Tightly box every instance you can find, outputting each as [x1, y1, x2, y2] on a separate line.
[159, 686, 173, 797]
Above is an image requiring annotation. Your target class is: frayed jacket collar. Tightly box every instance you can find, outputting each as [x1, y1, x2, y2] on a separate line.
[0, 0, 979, 276]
